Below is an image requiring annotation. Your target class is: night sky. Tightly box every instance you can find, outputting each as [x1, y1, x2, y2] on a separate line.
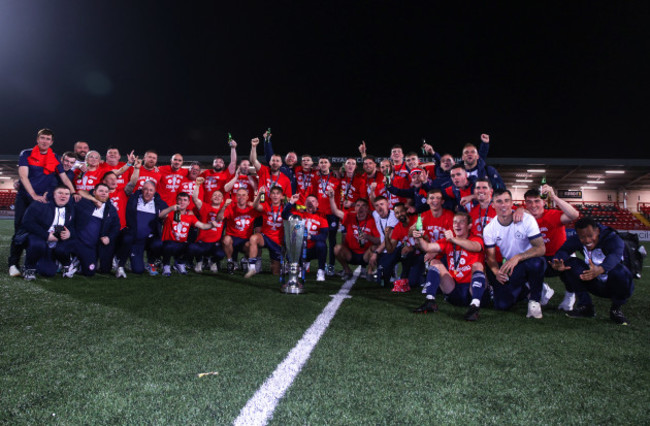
[1, 1, 648, 159]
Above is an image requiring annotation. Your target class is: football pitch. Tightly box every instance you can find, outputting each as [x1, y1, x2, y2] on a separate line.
[1, 220, 649, 425]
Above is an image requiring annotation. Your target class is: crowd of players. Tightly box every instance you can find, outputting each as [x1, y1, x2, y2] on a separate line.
[8, 128, 635, 325]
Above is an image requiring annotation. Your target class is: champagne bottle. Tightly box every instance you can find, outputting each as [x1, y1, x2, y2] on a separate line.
[416, 214, 423, 231]
[227, 132, 233, 145]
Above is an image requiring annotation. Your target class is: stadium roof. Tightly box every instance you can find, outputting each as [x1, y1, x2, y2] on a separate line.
[1, 156, 649, 192]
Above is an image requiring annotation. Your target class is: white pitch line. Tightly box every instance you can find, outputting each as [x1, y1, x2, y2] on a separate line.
[233, 267, 361, 426]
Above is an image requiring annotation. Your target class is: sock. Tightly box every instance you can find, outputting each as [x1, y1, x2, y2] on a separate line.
[470, 270, 486, 305]
[424, 267, 441, 298]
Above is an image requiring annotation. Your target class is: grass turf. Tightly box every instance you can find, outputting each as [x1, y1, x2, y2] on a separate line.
[1, 219, 649, 424]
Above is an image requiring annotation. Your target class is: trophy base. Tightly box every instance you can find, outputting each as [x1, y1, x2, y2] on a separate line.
[281, 283, 305, 294]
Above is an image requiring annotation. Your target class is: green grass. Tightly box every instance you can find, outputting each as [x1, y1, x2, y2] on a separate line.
[1, 219, 649, 425]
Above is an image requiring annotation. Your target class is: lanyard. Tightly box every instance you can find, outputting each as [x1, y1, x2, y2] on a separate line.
[319, 172, 330, 195]
[452, 243, 462, 270]
[268, 172, 280, 194]
[270, 205, 280, 223]
[479, 203, 491, 229]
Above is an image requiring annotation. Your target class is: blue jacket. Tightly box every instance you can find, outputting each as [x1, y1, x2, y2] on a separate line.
[20, 200, 76, 241]
[123, 190, 168, 239]
[555, 225, 625, 273]
[74, 198, 121, 243]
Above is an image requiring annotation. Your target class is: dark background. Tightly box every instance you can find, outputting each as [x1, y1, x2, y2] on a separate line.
[1, 1, 648, 159]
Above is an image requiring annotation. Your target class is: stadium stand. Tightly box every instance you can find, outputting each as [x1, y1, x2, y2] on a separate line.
[0, 189, 16, 209]
[573, 202, 649, 230]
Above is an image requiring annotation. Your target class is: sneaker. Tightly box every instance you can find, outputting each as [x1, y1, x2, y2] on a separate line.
[304, 262, 310, 273]
[244, 267, 257, 278]
[255, 258, 262, 273]
[174, 264, 187, 275]
[23, 269, 36, 282]
[359, 268, 368, 280]
[194, 261, 203, 273]
[609, 307, 630, 325]
[111, 256, 119, 273]
[557, 292, 576, 312]
[526, 300, 543, 319]
[147, 263, 159, 276]
[162, 265, 172, 277]
[316, 269, 326, 282]
[62, 264, 76, 278]
[240, 258, 248, 271]
[464, 304, 480, 321]
[325, 264, 335, 277]
[566, 304, 596, 319]
[540, 282, 554, 306]
[9, 265, 21, 277]
[413, 299, 439, 313]
[209, 262, 218, 273]
[115, 267, 127, 279]
[226, 259, 235, 274]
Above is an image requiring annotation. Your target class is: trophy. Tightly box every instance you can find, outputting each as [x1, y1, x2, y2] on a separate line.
[281, 215, 307, 294]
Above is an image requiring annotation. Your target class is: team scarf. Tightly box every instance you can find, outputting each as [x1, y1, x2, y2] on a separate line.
[27, 146, 59, 175]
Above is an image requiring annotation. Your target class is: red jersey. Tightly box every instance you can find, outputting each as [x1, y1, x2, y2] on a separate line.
[161, 212, 199, 243]
[342, 212, 379, 254]
[135, 167, 163, 191]
[310, 172, 340, 216]
[468, 203, 497, 238]
[177, 178, 203, 212]
[228, 175, 255, 201]
[389, 217, 419, 250]
[200, 169, 233, 203]
[74, 168, 104, 191]
[437, 236, 485, 283]
[337, 173, 364, 211]
[295, 211, 328, 249]
[391, 163, 411, 203]
[261, 203, 285, 245]
[421, 209, 454, 242]
[535, 209, 566, 257]
[108, 188, 129, 229]
[223, 203, 261, 239]
[157, 167, 187, 207]
[100, 162, 131, 191]
[196, 202, 224, 243]
[295, 166, 316, 203]
[258, 165, 292, 199]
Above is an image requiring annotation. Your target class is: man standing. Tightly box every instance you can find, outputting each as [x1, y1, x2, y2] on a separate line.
[250, 138, 292, 198]
[9, 128, 76, 277]
[483, 189, 546, 318]
[309, 156, 341, 276]
[134, 150, 163, 190]
[200, 139, 238, 203]
[157, 153, 188, 207]
[551, 217, 634, 325]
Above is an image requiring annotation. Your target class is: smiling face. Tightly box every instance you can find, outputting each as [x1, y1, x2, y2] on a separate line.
[170, 154, 183, 171]
[394, 204, 408, 224]
[492, 191, 514, 220]
[305, 195, 319, 213]
[373, 198, 389, 218]
[524, 195, 545, 219]
[390, 147, 403, 163]
[213, 157, 225, 171]
[36, 134, 53, 153]
[211, 190, 224, 207]
[405, 155, 419, 169]
[269, 155, 283, 172]
[74, 142, 89, 160]
[363, 158, 376, 175]
[94, 184, 110, 203]
[176, 195, 190, 211]
[141, 181, 156, 202]
[475, 181, 493, 204]
[105, 148, 121, 165]
[462, 145, 478, 168]
[61, 154, 76, 171]
[301, 156, 313, 170]
[86, 151, 101, 168]
[285, 152, 298, 167]
[452, 214, 471, 238]
[427, 192, 443, 211]
[577, 225, 600, 251]
[188, 164, 201, 180]
[143, 152, 157, 169]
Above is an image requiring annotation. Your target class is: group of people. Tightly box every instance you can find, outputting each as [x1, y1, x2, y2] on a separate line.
[8, 128, 635, 325]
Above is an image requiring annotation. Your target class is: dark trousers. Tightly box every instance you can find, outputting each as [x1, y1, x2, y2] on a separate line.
[25, 235, 74, 276]
[117, 232, 163, 274]
[162, 241, 189, 265]
[491, 257, 546, 310]
[560, 258, 634, 307]
[188, 241, 225, 262]
[326, 214, 339, 266]
[8, 193, 32, 266]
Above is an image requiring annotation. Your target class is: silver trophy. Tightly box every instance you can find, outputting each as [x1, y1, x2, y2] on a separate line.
[281, 215, 306, 294]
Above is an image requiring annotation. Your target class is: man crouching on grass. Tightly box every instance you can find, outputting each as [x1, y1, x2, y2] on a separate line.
[411, 212, 488, 321]
[327, 190, 380, 280]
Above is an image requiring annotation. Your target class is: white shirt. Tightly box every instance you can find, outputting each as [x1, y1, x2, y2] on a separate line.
[372, 210, 398, 244]
[48, 207, 66, 233]
[483, 212, 542, 260]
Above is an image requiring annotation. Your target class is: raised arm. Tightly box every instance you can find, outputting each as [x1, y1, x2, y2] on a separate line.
[193, 176, 205, 210]
[326, 189, 345, 219]
[250, 137, 261, 170]
[227, 140, 238, 175]
[544, 185, 579, 224]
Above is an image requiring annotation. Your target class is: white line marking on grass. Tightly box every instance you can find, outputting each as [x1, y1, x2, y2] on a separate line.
[233, 267, 361, 426]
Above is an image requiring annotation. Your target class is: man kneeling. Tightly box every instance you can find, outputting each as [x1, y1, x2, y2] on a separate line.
[412, 212, 488, 321]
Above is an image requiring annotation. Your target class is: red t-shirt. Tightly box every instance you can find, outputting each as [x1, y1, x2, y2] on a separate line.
[309, 172, 340, 216]
[108, 188, 129, 229]
[391, 163, 411, 203]
[294, 210, 329, 249]
[389, 217, 419, 250]
[295, 167, 316, 203]
[196, 202, 224, 243]
[228, 175, 255, 201]
[99, 162, 131, 191]
[258, 165, 292, 199]
[437, 236, 485, 283]
[468, 203, 497, 238]
[536, 209, 566, 257]
[337, 174, 365, 211]
[445, 185, 474, 211]
[135, 167, 163, 191]
[162, 212, 199, 242]
[342, 212, 379, 254]
[223, 204, 261, 239]
[74, 168, 104, 191]
[157, 167, 188, 207]
[421, 209, 454, 242]
[261, 203, 285, 245]
[177, 178, 203, 212]
[200, 169, 233, 203]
